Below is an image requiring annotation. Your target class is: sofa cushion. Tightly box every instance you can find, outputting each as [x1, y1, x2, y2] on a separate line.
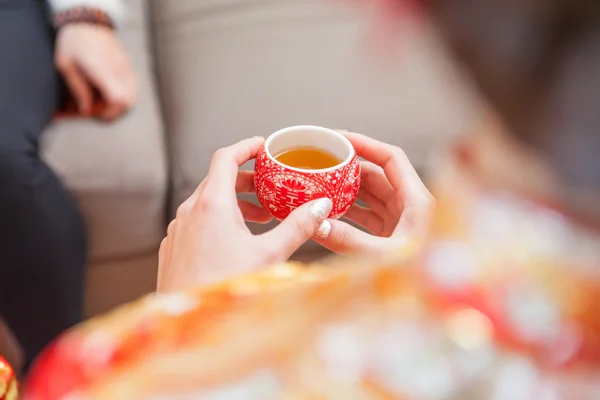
[42, 0, 167, 262]
[152, 0, 480, 251]
[86, 253, 158, 317]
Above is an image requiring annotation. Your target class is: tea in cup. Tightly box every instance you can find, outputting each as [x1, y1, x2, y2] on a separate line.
[254, 126, 361, 221]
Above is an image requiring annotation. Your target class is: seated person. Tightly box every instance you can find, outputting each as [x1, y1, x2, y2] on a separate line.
[0, 0, 135, 371]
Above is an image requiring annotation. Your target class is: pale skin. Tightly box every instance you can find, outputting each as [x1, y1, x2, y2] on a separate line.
[315, 130, 435, 257]
[157, 137, 334, 293]
[55, 24, 137, 121]
[158, 133, 434, 292]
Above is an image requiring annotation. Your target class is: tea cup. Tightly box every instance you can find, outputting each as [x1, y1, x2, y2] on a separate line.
[254, 125, 361, 221]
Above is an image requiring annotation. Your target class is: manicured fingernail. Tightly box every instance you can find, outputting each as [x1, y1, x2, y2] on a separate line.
[313, 220, 332, 240]
[253, 135, 264, 139]
[309, 198, 333, 223]
[335, 129, 348, 132]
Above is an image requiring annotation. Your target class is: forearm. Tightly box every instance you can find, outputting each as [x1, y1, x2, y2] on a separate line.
[48, 0, 125, 26]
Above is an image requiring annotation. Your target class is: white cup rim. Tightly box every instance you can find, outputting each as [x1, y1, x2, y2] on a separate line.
[264, 125, 355, 173]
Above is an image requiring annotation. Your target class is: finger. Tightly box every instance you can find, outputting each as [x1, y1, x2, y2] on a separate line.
[99, 101, 126, 121]
[58, 62, 93, 115]
[89, 66, 136, 121]
[259, 198, 333, 260]
[157, 219, 176, 292]
[343, 204, 384, 234]
[313, 219, 389, 258]
[161, 219, 177, 267]
[166, 218, 177, 237]
[204, 137, 265, 192]
[356, 186, 388, 217]
[360, 161, 395, 201]
[158, 237, 169, 271]
[83, 46, 135, 94]
[96, 74, 132, 121]
[116, 65, 138, 106]
[156, 236, 172, 293]
[238, 200, 272, 224]
[235, 170, 257, 193]
[393, 200, 436, 239]
[340, 131, 432, 207]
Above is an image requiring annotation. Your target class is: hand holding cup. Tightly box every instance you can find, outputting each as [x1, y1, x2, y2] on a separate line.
[157, 137, 334, 292]
[314, 131, 436, 257]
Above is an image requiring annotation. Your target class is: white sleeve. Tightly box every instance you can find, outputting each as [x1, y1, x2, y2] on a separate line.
[48, 0, 125, 25]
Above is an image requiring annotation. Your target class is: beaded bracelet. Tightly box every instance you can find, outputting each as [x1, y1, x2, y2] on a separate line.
[53, 7, 115, 30]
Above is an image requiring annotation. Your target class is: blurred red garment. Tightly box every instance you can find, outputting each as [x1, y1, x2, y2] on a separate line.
[24, 146, 600, 399]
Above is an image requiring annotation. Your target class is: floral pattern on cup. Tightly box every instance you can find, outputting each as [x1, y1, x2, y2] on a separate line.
[254, 146, 361, 221]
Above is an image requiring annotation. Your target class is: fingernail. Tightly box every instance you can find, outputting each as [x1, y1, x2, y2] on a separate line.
[313, 220, 332, 240]
[253, 135, 264, 139]
[309, 198, 333, 223]
[335, 129, 348, 133]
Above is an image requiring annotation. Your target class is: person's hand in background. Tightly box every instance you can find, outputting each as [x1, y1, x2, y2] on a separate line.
[157, 137, 333, 293]
[55, 24, 137, 121]
[314, 131, 435, 257]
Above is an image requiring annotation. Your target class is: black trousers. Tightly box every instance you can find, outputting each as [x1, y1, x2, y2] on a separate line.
[0, 0, 86, 369]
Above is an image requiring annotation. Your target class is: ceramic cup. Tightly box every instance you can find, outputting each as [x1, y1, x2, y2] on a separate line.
[254, 125, 361, 221]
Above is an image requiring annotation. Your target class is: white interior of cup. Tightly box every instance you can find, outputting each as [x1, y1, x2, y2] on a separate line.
[265, 125, 354, 173]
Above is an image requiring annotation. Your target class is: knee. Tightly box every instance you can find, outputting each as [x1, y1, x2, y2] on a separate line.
[0, 151, 87, 256]
[0, 151, 83, 227]
[0, 152, 50, 189]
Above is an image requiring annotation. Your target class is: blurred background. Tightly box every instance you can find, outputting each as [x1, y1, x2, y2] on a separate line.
[41, 0, 484, 317]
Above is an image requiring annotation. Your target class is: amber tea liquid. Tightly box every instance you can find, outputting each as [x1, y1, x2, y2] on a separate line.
[274, 147, 342, 170]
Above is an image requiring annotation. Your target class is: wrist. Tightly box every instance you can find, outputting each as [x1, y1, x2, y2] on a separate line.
[53, 7, 115, 30]
[49, 0, 124, 27]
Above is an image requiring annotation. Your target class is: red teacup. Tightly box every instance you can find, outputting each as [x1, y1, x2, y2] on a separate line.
[255, 126, 361, 221]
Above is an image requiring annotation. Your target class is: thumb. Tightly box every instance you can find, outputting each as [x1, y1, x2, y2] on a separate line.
[260, 198, 333, 260]
[313, 219, 386, 258]
[94, 75, 128, 121]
